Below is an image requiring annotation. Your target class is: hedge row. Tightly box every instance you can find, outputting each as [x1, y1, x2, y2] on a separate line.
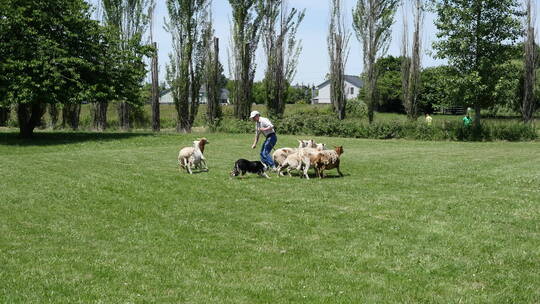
[213, 113, 538, 142]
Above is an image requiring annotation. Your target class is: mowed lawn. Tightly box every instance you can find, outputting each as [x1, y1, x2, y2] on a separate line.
[0, 131, 539, 303]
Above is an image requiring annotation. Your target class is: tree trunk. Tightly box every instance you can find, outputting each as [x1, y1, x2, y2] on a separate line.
[474, 104, 481, 128]
[366, 59, 376, 124]
[48, 104, 59, 129]
[151, 42, 160, 132]
[234, 42, 253, 120]
[118, 102, 131, 131]
[207, 37, 221, 125]
[0, 105, 11, 126]
[92, 102, 108, 131]
[523, 0, 536, 123]
[17, 103, 46, 138]
[62, 103, 81, 130]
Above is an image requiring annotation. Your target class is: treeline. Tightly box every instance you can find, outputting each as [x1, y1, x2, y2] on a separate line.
[1, 0, 538, 138]
[0, 0, 153, 137]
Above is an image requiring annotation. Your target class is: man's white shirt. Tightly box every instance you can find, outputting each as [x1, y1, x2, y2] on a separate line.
[256, 117, 275, 137]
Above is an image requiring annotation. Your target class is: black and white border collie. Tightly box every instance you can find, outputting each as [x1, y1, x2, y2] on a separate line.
[231, 159, 270, 178]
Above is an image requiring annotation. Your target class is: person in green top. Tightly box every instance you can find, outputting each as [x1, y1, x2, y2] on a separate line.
[463, 112, 473, 127]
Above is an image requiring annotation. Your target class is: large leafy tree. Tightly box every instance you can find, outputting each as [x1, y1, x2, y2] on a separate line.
[0, 0, 111, 137]
[432, 0, 523, 127]
[375, 56, 404, 113]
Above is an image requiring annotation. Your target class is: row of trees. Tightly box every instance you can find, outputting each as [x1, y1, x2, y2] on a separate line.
[330, 0, 537, 124]
[1, 0, 537, 137]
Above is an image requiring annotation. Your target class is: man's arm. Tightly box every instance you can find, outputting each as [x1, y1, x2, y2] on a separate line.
[251, 131, 260, 149]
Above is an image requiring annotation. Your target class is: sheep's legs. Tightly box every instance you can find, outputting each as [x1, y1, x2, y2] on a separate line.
[317, 168, 323, 179]
[301, 158, 310, 180]
[178, 158, 186, 172]
[276, 165, 284, 177]
[337, 167, 343, 177]
[201, 159, 209, 171]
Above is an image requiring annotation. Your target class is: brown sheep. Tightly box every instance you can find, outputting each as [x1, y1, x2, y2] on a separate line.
[313, 146, 344, 178]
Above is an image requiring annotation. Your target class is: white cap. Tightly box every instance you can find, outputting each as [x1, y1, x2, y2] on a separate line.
[249, 111, 260, 119]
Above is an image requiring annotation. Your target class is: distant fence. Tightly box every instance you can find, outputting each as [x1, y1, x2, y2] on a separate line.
[437, 106, 466, 115]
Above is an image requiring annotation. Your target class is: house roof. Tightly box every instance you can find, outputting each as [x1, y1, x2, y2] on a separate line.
[317, 75, 363, 89]
[159, 88, 172, 97]
[160, 87, 229, 98]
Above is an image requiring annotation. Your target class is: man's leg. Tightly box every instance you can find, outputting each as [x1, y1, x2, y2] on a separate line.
[260, 135, 276, 168]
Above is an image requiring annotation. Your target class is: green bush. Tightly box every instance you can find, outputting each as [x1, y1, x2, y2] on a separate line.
[212, 118, 253, 134]
[489, 122, 538, 141]
[345, 99, 368, 118]
[214, 112, 537, 142]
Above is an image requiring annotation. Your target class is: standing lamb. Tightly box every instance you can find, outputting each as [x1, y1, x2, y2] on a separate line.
[278, 142, 327, 178]
[178, 138, 209, 174]
[313, 146, 344, 178]
[272, 140, 315, 169]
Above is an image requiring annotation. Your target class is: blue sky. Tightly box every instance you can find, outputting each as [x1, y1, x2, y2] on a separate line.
[90, 0, 539, 86]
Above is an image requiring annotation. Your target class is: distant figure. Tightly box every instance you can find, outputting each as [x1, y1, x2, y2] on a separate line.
[425, 113, 433, 126]
[463, 112, 473, 127]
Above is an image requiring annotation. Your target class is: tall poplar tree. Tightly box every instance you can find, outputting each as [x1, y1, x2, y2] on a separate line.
[101, 0, 152, 131]
[261, 0, 305, 118]
[328, 0, 351, 120]
[353, 0, 400, 123]
[166, 0, 211, 133]
[228, 0, 264, 120]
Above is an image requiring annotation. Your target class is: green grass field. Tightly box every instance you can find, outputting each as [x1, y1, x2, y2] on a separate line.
[1, 131, 539, 303]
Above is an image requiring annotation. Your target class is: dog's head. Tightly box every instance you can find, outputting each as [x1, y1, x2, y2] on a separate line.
[230, 165, 240, 177]
[231, 160, 241, 177]
[334, 146, 344, 155]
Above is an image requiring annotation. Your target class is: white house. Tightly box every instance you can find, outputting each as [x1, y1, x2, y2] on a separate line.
[312, 75, 363, 104]
[159, 88, 230, 104]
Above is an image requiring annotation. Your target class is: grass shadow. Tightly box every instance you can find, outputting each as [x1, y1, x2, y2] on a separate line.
[0, 131, 157, 147]
[278, 172, 349, 179]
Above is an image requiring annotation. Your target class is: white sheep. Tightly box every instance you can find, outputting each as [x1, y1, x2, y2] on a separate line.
[278, 143, 327, 179]
[178, 138, 209, 174]
[272, 139, 316, 169]
[277, 152, 304, 177]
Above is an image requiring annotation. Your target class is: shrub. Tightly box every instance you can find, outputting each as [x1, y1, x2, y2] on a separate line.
[489, 122, 538, 141]
[213, 113, 537, 142]
[345, 99, 368, 118]
[212, 119, 253, 134]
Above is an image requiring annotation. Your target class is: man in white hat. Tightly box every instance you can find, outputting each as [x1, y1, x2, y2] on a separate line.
[250, 110, 277, 169]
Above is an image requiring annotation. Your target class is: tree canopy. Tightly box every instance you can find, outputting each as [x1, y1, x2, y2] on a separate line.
[432, 0, 523, 126]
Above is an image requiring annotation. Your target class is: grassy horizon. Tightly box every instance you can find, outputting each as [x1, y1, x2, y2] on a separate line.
[1, 131, 539, 303]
